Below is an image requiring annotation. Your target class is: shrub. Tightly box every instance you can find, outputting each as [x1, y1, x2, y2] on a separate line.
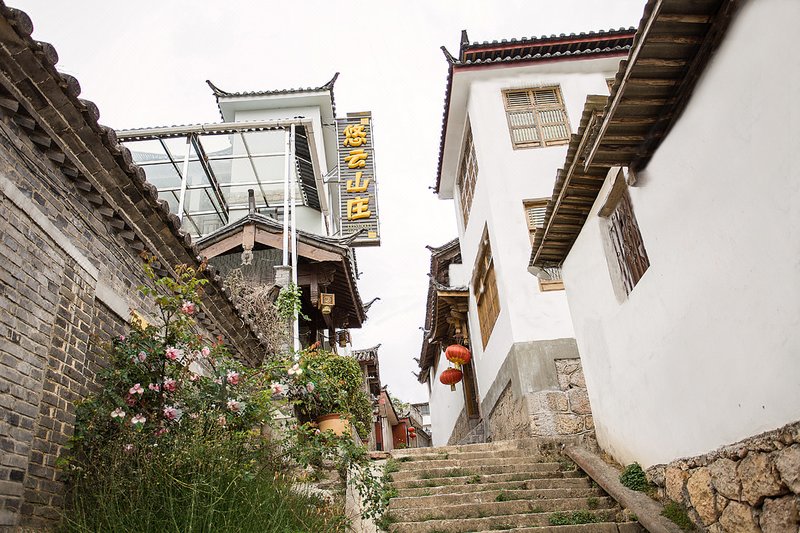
[59, 260, 347, 532]
[619, 462, 650, 492]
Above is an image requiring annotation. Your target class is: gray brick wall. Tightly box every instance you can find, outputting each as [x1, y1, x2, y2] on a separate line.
[0, 115, 221, 528]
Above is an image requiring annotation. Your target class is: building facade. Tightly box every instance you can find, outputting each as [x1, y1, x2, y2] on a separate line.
[530, 0, 800, 529]
[421, 28, 635, 445]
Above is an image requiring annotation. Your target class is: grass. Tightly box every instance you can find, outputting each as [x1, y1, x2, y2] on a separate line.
[375, 511, 397, 531]
[587, 495, 599, 509]
[60, 438, 348, 532]
[494, 490, 513, 502]
[397, 456, 413, 463]
[548, 510, 603, 526]
[466, 474, 482, 484]
[384, 459, 401, 474]
[662, 501, 696, 531]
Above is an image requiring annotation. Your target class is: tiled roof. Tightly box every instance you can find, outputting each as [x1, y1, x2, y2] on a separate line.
[530, 0, 739, 269]
[206, 73, 339, 120]
[434, 28, 636, 194]
[418, 239, 466, 383]
[0, 2, 265, 363]
[352, 344, 381, 363]
[196, 213, 366, 328]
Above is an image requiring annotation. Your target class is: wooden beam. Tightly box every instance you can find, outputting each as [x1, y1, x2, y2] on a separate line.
[636, 58, 688, 68]
[658, 13, 712, 23]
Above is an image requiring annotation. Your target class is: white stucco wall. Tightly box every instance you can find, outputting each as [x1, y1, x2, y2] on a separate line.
[562, 0, 800, 468]
[428, 347, 468, 447]
[451, 58, 621, 402]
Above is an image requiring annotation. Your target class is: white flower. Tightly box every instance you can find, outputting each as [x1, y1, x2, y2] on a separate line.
[270, 382, 285, 395]
[110, 407, 126, 419]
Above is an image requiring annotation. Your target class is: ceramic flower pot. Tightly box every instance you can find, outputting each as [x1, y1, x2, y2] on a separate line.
[316, 413, 349, 436]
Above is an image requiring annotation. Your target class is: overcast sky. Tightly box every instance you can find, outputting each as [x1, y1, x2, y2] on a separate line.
[15, 0, 645, 403]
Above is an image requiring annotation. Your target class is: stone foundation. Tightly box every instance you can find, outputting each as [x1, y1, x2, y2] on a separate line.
[446, 406, 479, 445]
[479, 339, 594, 441]
[646, 421, 800, 532]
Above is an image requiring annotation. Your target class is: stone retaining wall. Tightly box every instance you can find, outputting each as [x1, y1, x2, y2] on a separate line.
[646, 421, 800, 532]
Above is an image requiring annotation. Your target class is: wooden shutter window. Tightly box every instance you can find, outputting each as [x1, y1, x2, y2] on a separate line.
[523, 199, 548, 244]
[504, 87, 571, 149]
[503, 87, 570, 148]
[473, 230, 500, 348]
[457, 119, 478, 226]
[607, 189, 650, 295]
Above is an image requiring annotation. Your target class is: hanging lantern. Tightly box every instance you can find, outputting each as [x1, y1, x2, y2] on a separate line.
[445, 344, 471, 368]
[408, 426, 416, 439]
[439, 368, 463, 391]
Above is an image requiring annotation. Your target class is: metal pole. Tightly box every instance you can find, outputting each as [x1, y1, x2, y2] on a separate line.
[176, 135, 192, 222]
[282, 128, 290, 266]
[290, 124, 300, 352]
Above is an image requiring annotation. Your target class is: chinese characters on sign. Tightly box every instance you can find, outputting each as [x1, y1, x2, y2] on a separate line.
[337, 113, 380, 246]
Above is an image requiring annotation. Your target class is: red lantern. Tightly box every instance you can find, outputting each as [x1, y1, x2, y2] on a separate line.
[440, 368, 463, 391]
[445, 344, 471, 367]
[408, 426, 416, 438]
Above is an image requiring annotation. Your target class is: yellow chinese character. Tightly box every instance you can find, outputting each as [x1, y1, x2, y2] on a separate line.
[343, 124, 367, 147]
[346, 171, 371, 193]
[347, 195, 371, 220]
[344, 149, 368, 168]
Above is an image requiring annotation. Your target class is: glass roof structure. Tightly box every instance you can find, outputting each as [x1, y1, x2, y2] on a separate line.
[118, 122, 321, 239]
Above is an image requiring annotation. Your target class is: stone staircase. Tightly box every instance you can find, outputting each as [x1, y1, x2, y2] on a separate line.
[383, 439, 644, 533]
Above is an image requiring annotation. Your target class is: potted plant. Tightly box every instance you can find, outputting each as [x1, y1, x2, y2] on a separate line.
[272, 347, 372, 439]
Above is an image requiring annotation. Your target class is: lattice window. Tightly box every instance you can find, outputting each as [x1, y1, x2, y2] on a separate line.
[503, 87, 571, 148]
[457, 119, 478, 226]
[473, 229, 500, 348]
[607, 189, 650, 295]
[523, 199, 548, 245]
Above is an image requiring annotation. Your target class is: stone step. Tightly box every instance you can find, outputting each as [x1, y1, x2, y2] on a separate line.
[393, 454, 563, 472]
[390, 460, 570, 482]
[395, 476, 592, 499]
[390, 469, 585, 490]
[387, 508, 619, 533]
[388, 496, 616, 523]
[393, 447, 552, 463]
[509, 523, 645, 533]
[389, 487, 606, 510]
[391, 438, 549, 457]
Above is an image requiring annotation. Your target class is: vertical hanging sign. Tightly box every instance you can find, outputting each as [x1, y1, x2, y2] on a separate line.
[337, 112, 380, 246]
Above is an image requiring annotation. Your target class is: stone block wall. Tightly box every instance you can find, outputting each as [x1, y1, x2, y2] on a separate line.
[447, 405, 480, 445]
[646, 421, 800, 532]
[483, 356, 594, 442]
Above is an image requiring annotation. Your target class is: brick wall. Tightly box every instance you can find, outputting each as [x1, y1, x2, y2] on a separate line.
[0, 116, 235, 528]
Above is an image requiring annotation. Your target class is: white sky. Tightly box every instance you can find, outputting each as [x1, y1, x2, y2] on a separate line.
[15, 0, 645, 403]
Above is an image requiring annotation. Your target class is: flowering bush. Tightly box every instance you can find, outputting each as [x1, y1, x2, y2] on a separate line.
[61, 259, 346, 532]
[267, 345, 372, 439]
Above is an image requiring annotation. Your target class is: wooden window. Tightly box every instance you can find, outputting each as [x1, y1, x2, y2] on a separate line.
[538, 266, 564, 292]
[607, 189, 649, 295]
[472, 229, 500, 348]
[457, 119, 478, 226]
[503, 87, 571, 149]
[523, 199, 548, 245]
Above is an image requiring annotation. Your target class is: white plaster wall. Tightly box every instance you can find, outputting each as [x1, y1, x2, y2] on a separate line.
[562, 0, 800, 467]
[429, 347, 467, 447]
[453, 58, 620, 401]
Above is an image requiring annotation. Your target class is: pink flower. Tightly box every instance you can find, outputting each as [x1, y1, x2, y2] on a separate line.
[201, 346, 211, 357]
[214, 377, 223, 385]
[217, 415, 227, 427]
[163, 406, 181, 421]
[129, 383, 144, 395]
[226, 399, 243, 413]
[148, 383, 160, 392]
[154, 427, 169, 437]
[165, 347, 182, 361]
[181, 301, 196, 315]
[137, 351, 147, 362]
[131, 414, 146, 426]
[163, 378, 177, 393]
[189, 412, 199, 420]
[270, 382, 284, 395]
[110, 407, 126, 419]
[119, 335, 126, 342]
[226, 371, 240, 386]
[125, 394, 137, 406]
[189, 373, 200, 382]
[306, 382, 315, 393]
[287, 363, 303, 376]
